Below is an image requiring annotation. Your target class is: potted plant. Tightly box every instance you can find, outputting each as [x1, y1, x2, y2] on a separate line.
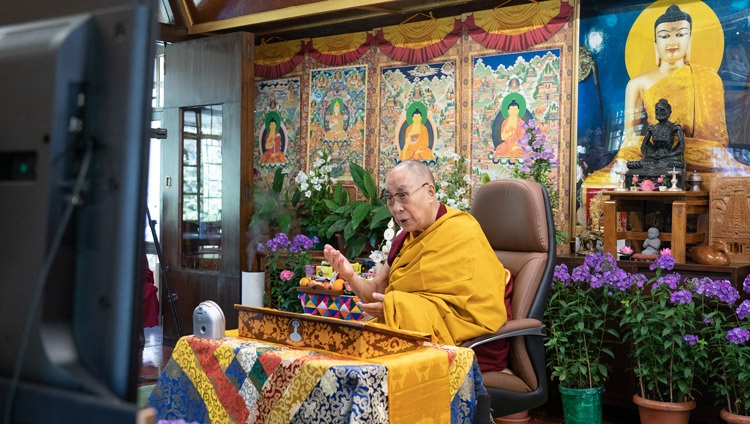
[696, 274, 750, 422]
[322, 161, 391, 258]
[610, 249, 709, 424]
[258, 232, 317, 313]
[545, 253, 620, 424]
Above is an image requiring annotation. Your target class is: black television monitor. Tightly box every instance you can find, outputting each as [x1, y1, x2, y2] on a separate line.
[0, 1, 157, 422]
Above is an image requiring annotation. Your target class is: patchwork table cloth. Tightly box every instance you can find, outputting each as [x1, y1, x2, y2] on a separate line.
[149, 333, 485, 423]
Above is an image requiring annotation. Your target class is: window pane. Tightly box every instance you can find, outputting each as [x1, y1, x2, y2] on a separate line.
[181, 105, 222, 271]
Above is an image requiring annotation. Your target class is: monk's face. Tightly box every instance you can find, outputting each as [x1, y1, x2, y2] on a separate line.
[385, 167, 435, 234]
[654, 20, 691, 66]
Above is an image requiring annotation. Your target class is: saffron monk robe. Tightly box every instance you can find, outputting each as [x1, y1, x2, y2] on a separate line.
[323, 160, 511, 372]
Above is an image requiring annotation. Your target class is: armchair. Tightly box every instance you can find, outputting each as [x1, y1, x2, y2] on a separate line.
[465, 178, 555, 421]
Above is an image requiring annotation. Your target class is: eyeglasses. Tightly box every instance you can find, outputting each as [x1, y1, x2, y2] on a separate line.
[381, 182, 430, 206]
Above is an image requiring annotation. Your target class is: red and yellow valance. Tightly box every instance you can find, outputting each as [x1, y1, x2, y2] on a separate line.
[255, 38, 306, 79]
[464, 0, 573, 52]
[375, 14, 462, 64]
[306, 32, 375, 66]
[254, 1, 574, 78]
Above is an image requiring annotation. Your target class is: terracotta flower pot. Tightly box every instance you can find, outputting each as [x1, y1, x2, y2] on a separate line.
[632, 394, 696, 424]
[721, 408, 750, 424]
[493, 410, 530, 424]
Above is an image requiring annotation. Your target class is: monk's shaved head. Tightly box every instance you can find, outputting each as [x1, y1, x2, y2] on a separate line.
[389, 160, 435, 185]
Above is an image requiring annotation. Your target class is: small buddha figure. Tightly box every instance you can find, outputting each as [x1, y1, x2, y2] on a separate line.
[642, 227, 661, 255]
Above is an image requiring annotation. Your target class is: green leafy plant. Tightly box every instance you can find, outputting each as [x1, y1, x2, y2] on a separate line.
[545, 253, 619, 389]
[323, 162, 391, 259]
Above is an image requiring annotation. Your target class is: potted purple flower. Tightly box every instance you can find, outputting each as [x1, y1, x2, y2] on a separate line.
[545, 253, 623, 423]
[258, 232, 317, 313]
[696, 274, 750, 420]
[610, 250, 709, 423]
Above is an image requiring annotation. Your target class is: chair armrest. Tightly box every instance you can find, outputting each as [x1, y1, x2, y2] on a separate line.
[461, 318, 546, 349]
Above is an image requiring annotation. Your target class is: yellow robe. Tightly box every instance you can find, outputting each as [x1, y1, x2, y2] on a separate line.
[382, 206, 507, 345]
[585, 64, 749, 186]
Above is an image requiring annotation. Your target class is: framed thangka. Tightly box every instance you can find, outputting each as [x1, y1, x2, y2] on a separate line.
[254, 77, 301, 188]
[308, 66, 367, 179]
[472, 49, 561, 182]
[378, 61, 456, 181]
[576, 0, 750, 232]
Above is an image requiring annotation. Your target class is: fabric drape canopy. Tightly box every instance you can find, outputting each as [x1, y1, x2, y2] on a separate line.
[254, 0, 574, 79]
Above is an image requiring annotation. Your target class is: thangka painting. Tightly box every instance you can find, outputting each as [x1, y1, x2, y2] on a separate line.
[254, 77, 301, 188]
[378, 61, 457, 181]
[472, 49, 561, 181]
[308, 66, 367, 180]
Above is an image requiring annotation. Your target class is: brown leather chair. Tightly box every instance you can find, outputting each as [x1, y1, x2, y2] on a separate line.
[464, 178, 555, 420]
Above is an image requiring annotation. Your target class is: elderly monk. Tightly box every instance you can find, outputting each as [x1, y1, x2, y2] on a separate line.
[323, 160, 507, 346]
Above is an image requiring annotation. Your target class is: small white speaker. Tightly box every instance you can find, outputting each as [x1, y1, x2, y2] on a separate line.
[193, 300, 225, 339]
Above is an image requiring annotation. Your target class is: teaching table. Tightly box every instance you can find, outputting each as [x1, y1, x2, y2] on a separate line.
[148, 332, 484, 423]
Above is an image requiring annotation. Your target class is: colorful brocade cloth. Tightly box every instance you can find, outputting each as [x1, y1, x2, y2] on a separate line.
[149, 333, 484, 423]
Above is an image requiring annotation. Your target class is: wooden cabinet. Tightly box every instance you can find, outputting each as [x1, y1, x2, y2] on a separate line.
[602, 191, 708, 263]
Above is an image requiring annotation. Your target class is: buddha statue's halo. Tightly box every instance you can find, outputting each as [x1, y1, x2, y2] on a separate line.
[624, 0, 723, 78]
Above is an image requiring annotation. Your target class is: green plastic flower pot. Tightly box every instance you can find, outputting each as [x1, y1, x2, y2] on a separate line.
[559, 385, 603, 424]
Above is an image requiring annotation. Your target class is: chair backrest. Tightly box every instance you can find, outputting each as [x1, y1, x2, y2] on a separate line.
[470, 178, 555, 391]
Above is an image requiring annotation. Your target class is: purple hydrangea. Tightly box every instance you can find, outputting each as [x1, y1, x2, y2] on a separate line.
[726, 327, 750, 345]
[265, 232, 291, 252]
[736, 300, 750, 321]
[743, 274, 750, 295]
[695, 278, 739, 305]
[630, 273, 648, 288]
[653, 272, 681, 290]
[608, 268, 633, 292]
[650, 253, 675, 271]
[670, 290, 693, 305]
[553, 264, 570, 287]
[683, 334, 699, 346]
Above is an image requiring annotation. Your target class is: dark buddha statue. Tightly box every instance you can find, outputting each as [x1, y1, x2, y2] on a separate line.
[626, 98, 686, 189]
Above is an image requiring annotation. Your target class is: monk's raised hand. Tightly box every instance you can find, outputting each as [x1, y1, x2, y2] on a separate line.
[323, 244, 354, 281]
